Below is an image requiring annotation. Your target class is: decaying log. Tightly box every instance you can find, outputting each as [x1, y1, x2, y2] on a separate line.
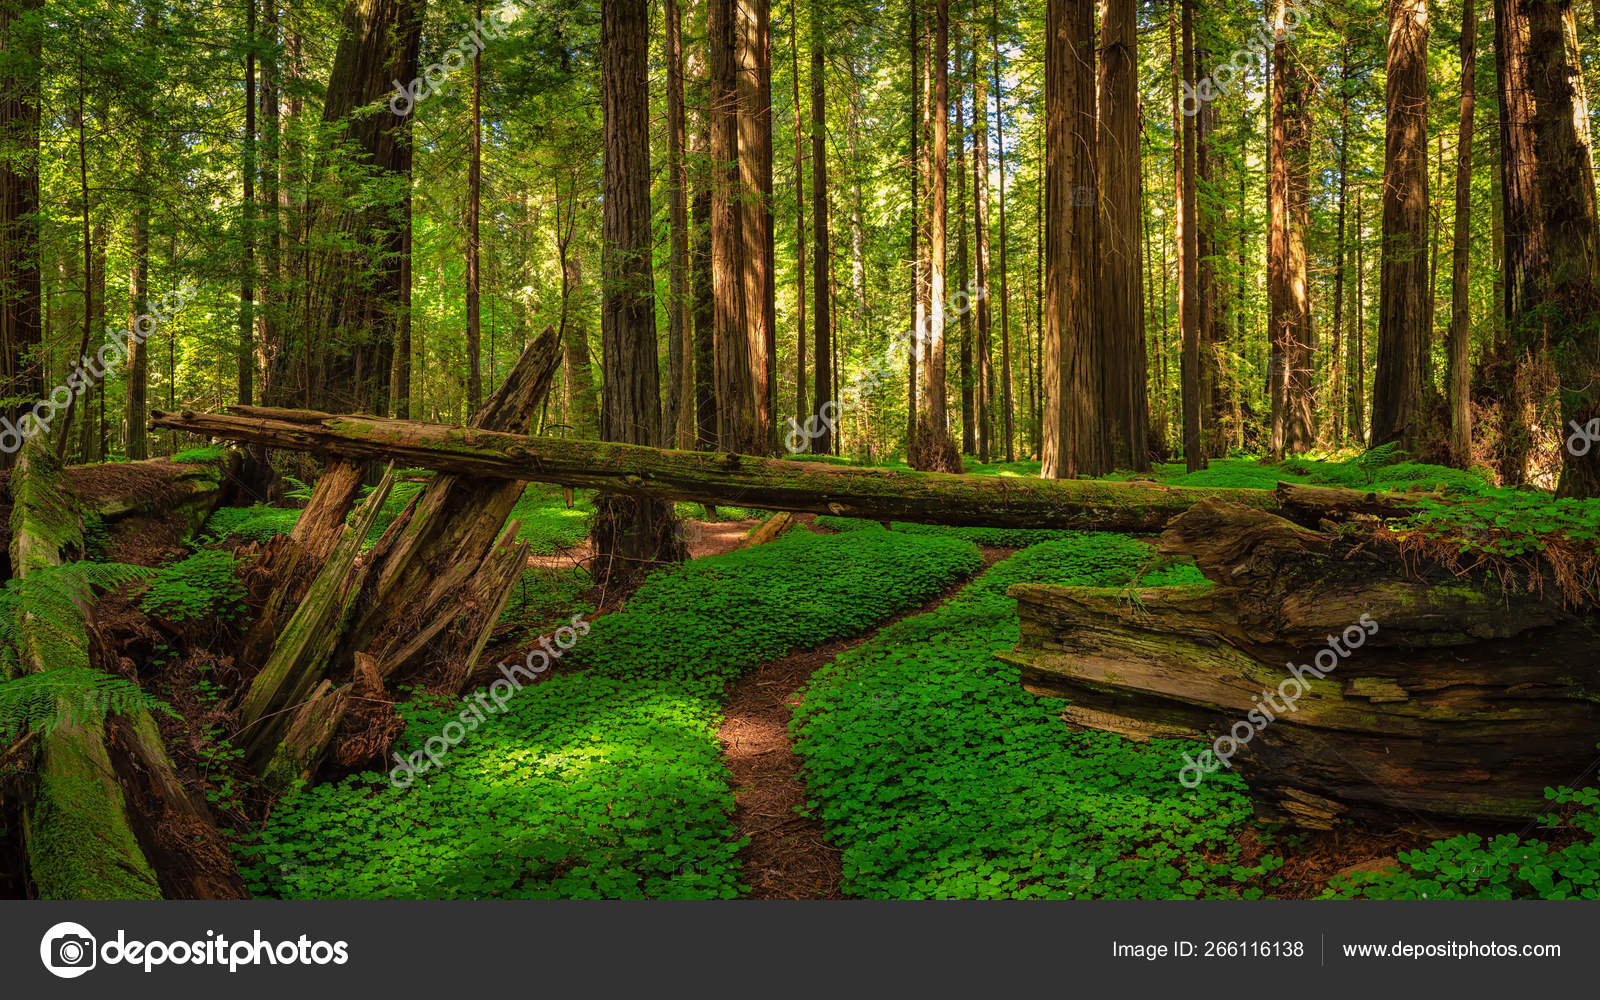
[1001, 499, 1600, 829]
[151, 407, 1288, 532]
[741, 512, 797, 548]
[231, 333, 562, 783]
[7, 439, 245, 898]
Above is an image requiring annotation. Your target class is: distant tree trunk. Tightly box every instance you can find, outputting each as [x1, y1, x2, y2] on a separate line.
[909, 2, 923, 451]
[910, 0, 955, 471]
[710, 0, 754, 451]
[689, 36, 717, 451]
[955, 34, 973, 456]
[258, 1, 281, 408]
[1098, 0, 1147, 472]
[810, 4, 833, 456]
[668, 0, 694, 448]
[556, 222, 600, 436]
[788, 0, 807, 437]
[0, 0, 42, 470]
[465, 0, 482, 413]
[1178, 0, 1204, 472]
[992, 4, 1015, 463]
[1448, 0, 1477, 466]
[1331, 44, 1351, 447]
[738, 0, 776, 453]
[1268, 0, 1314, 457]
[239, 0, 257, 408]
[1491, 0, 1541, 484]
[1372, 0, 1431, 451]
[1197, 48, 1225, 459]
[1354, 190, 1367, 439]
[973, 29, 994, 464]
[1041, 0, 1103, 479]
[1528, 0, 1600, 497]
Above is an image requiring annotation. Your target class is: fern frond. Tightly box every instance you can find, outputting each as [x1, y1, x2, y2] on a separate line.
[0, 668, 177, 740]
[0, 562, 152, 675]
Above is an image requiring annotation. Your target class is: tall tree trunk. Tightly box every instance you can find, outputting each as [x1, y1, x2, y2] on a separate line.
[1268, 0, 1314, 456]
[738, 0, 776, 453]
[259, 0, 282, 407]
[955, 33, 973, 456]
[668, 0, 695, 448]
[598, 0, 677, 574]
[465, 0, 482, 413]
[810, 2, 833, 456]
[992, 3, 1015, 463]
[1041, 0, 1103, 479]
[973, 28, 994, 463]
[1448, 0, 1477, 466]
[1178, 0, 1204, 472]
[1331, 43, 1351, 447]
[0, 0, 42, 469]
[710, 0, 755, 451]
[910, 0, 957, 471]
[1098, 0, 1148, 471]
[1492, 0, 1541, 484]
[304, 0, 423, 414]
[1371, 0, 1431, 450]
[1528, 0, 1600, 497]
[1355, 189, 1367, 440]
[239, 0, 257, 408]
[909, 1, 923, 451]
[788, 0, 807, 437]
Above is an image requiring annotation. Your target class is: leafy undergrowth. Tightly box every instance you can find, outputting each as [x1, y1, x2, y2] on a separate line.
[238, 527, 982, 899]
[815, 514, 1080, 550]
[1328, 785, 1600, 900]
[793, 533, 1278, 899]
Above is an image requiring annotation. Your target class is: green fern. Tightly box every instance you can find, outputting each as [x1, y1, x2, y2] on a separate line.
[0, 562, 169, 739]
[0, 667, 177, 741]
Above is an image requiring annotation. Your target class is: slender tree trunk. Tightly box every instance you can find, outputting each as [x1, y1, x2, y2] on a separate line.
[1331, 44, 1351, 447]
[955, 33, 973, 456]
[1448, 0, 1477, 466]
[992, 3, 1015, 463]
[710, 0, 755, 451]
[909, 0, 956, 470]
[1492, 0, 1540, 484]
[1371, 0, 1431, 450]
[1179, 0, 1204, 472]
[810, 2, 833, 456]
[973, 29, 994, 463]
[258, 1, 281, 407]
[239, 0, 257, 408]
[668, 0, 694, 448]
[909, 1, 923, 450]
[1098, 0, 1147, 471]
[788, 0, 807, 436]
[1041, 0, 1102, 479]
[465, 0, 482, 413]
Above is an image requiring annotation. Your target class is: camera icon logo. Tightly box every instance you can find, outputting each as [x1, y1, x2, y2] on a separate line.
[39, 922, 97, 978]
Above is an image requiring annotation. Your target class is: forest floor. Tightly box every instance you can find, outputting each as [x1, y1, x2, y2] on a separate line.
[721, 539, 1014, 899]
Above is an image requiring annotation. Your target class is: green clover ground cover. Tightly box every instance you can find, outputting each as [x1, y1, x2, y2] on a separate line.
[793, 533, 1273, 899]
[238, 526, 982, 899]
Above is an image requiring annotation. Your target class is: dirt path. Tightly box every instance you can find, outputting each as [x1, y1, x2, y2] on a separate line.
[719, 546, 1011, 900]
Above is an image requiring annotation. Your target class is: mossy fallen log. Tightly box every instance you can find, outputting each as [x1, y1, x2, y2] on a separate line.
[150, 408, 1294, 532]
[7, 439, 244, 898]
[1000, 499, 1600, 829]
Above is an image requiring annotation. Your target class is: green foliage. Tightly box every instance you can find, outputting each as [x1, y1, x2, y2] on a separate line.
[0, 562, 174, 740]
[1328, 782, 1600, 900]
[240, 527, 981, 899]
[0, 562, 150, 677]
[509, 484, 592, 555]
[170, 445, 229, 465]
[815, 515, 1081, 549]
[201, 504, 303, 543]
[0, 668, 177, 741]
[792, 535, 1267, 899]
[137, 550, 246, 624]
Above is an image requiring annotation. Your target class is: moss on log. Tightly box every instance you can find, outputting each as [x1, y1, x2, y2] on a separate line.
[1002, 499, 1600, 829]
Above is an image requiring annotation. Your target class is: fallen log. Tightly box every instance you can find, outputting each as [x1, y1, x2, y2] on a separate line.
[1000, 499, 1600, 829]
[232, 333, 562, 782]
[150, 407, 1294, 532]
[6, 439, 245, 898]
